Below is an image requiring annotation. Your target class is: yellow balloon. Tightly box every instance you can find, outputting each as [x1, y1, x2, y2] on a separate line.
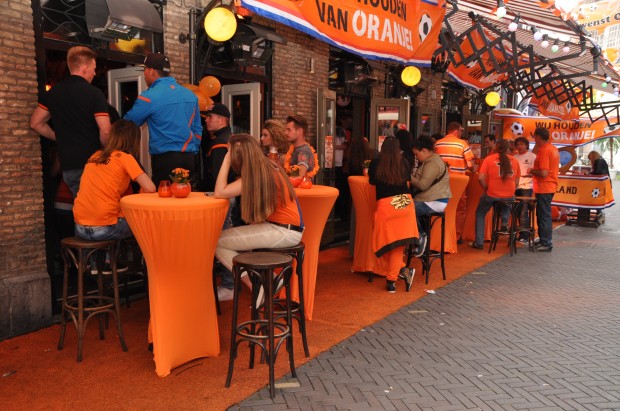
[199, 76, 221, 97]
[204, 7, 237, 42]
[401, 66, 421, 87]
[485, 91, 501, 107]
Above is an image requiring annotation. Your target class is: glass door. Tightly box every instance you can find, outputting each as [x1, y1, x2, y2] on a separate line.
[369, 98, 410, 151]
[107, 67, 150, 176]
[317, 88, 337, 245]
[221, 83, 261, 139]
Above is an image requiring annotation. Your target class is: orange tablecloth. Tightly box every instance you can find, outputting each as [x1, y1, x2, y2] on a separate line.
[462, 172, 492, 242]
[348, 176, 380, 274]
[431, 173, 469, 253]
[294, 185, 338, 320]
[120, 192, 229, 377]
[553, 175, 615, 209]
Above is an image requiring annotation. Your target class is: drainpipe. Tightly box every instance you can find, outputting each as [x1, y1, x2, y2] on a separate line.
[189, 7, 198, 84]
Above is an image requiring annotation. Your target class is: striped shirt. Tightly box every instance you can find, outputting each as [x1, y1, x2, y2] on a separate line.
[434, 135, 475, 174]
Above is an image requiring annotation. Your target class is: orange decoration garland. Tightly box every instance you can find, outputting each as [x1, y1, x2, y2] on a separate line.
[283, 144, 320, 178]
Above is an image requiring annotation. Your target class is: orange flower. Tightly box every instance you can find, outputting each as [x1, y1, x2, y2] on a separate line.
[170, 168, 190, 184]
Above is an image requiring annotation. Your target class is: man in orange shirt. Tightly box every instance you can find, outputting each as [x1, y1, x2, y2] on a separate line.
[435, 122, 475, 242]
[528, 127, 559, 252]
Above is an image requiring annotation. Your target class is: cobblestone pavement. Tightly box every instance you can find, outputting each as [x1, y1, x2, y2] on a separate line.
[233, 192, 620, 410]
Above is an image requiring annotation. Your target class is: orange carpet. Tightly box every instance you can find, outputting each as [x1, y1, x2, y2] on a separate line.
[0, 242, 517, 410]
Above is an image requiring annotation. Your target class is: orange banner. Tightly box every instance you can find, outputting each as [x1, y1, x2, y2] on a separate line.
[496, 113, 620, 146]
[448, 27, 511, 89]
[528, 82, 582, 121]
[552, 175, 615, 209]
[240, 0, 446, 65]
[578, 0, 620, 65]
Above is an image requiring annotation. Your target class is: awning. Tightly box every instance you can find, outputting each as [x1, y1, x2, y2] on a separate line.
[240, 0, 446, 65]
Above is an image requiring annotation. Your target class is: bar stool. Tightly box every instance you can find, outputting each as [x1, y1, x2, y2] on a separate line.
[58, 237, 128, 362]
[489, 200, 519, 256]
[405, 212, 446, 284]
[513, 196, 537, 253]
[253, 242, 309, 358]
[226, 252, 296, 399]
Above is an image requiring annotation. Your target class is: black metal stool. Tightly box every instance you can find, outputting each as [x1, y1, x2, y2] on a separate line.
[513, 196, 537, 253]
[58, 237, 128, 362]
[254, 242, 309, 358]
[405, 212, 446, 284]
[489, 200, 519, 256]
[226, 252, 296, 398]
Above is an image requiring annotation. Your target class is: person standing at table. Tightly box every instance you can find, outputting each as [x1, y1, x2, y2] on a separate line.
[214, 134, 303, 306]
[260, 119, 290, 165]
[368, 137, 416, 293]
[469, 140, 520, 250]
[483, 134, 496, 155]
[435, 122, 474, 244]
[284, 114, 316, 178]
[124, 53, 202, 186]
[514, 137, 536, 242]
[528, 127, 559, 252]
[73, 120, 156, 270]
[588, 150, 610, 178]
[30, 46, 111, 197]
[410, 135, 451, 257]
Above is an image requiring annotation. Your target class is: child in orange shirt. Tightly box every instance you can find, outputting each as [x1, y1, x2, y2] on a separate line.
[469, 140, 520, 249]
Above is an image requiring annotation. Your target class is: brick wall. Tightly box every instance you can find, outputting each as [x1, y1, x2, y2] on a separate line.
[163, 2, 203, 85]
[0, 0, 50, 339]
[272, 24, 330, 147]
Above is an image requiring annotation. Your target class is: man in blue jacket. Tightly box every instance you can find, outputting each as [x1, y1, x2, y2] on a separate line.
[125, 53, 202, 186]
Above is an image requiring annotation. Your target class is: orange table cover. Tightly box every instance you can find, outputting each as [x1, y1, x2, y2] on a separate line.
[294, 185, 338, 320]
[552, 175, 615, 209]
[430, 173, 469, 253]
[120, 192, 229, 377]
[462, 172, 492, 242]
[348, 176, 380, 274]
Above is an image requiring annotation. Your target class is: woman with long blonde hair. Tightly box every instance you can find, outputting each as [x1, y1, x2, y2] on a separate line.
[214, 134, 303, 298]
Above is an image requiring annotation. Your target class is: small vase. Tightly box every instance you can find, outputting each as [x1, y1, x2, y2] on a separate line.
[289, 176, 302, 187]
[171, 182, 191, 198]
[363, 168, 369, 176]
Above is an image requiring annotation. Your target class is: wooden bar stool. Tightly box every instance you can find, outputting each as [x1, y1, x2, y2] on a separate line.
[489, 200, 519, 256]
[405, 212, 446, 284]
[253, 242, 309, 358]
[513, 196, 537, 253]
[226, 252, 296, 398]
[58, 237, 128, 362]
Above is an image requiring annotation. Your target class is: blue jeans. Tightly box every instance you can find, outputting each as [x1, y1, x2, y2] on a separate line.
[474, 195, 514, 246]
[63, 169, 84, 198]
[75, 218, 133, 241]
[535, 193, 554, 247]
[414, 201, 435, 235]
[515, 188, 533, 238]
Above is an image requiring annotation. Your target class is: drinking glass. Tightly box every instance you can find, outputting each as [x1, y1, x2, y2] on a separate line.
[158, 180, 172, 197]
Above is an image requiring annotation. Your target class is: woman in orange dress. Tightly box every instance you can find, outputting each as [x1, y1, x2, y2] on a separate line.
[368, 136, 417, 293]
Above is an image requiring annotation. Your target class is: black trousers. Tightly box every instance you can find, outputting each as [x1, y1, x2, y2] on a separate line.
[151, 152, 198, 187]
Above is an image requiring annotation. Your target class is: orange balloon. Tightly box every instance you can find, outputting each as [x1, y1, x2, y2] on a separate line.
[199, 76, 221, 97]
[181, 83, 200, 93]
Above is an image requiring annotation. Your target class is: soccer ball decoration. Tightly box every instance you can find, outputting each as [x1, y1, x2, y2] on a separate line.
[591, 188, 600, 198]
[401, 66, 421, 87]
[419, 13, 432, 42]
[510, 122, 524, 136]
[485, 91, 501, 107]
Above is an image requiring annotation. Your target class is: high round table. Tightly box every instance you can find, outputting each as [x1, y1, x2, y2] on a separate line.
[462, 172, 492, 243]
[348, 176, 380, 274]
[293, 185, 338, 320]
[120, 192, 229, 377]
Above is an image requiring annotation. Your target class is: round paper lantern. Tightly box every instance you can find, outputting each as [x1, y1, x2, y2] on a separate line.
[204, 7, 237, 43]
[485, 91, 501, 107]
[199, 76, 221, 97]
[401, 66, 421, 87]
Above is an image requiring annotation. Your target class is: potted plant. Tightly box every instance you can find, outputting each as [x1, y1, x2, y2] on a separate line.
[169, 168, 191, 198]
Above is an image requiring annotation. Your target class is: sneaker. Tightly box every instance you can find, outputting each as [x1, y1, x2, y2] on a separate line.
[386, 280, 396, 293]
[92, 263, 128, 275]
[536, 244, 553, 252]
[413, 233, 427, 258]
[468, 242, 484, 250]
[516, 238, 529, 245]
[399, 267, 415, 292]
[217, 286, 234, 302]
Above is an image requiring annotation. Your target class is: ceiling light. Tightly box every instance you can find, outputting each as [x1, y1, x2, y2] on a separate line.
[541, 35, 549, 48]
[551, 40, 559, 53]
[496, 0, 507, 19]
[605, 75, 612, 82]
[563, 42, 570, 53]
[508, 15, 520, 32]
[533, 29, 543, 42]
[602, 82, 608, 88]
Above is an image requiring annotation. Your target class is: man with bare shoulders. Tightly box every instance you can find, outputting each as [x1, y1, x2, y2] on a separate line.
[31, 46, 111, 197]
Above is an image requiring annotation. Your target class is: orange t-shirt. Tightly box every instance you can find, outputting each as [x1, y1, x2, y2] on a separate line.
[533, 143, 560, 194]
[479, 153, 521, 198]
[434, 135, 475, 174]
[266, 172, 302, 227]
[73, 150, 145, 226]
